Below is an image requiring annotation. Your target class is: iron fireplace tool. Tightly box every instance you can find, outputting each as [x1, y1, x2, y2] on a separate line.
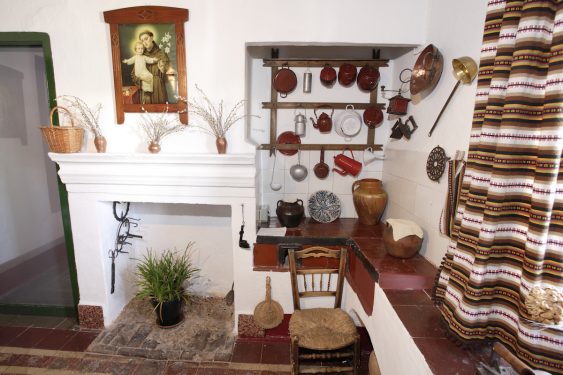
[239, 204, 250, 248]
[390, 118, 404, 139]
[399, 115, 419, 139]
[109, 202, 142, 294]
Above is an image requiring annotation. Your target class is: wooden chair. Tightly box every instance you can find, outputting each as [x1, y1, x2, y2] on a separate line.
[288, 246, 360, 374]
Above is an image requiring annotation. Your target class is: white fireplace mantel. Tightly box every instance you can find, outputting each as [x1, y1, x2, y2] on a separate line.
[49, 152, 257, 326]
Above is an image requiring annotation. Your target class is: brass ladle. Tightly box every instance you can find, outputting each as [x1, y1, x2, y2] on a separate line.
[428, 56, 478, 137]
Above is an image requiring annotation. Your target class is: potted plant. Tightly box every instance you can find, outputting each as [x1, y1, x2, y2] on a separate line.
[56, 95, 106, 152]
[139, 106, 186, 153]
[178, 85, 258, 154]
[134, 243, 199, 327]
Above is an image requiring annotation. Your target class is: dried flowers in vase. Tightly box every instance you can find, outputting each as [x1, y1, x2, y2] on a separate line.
[139, 106, 186, 153]
[56, 95, 106, 153]
[178, 85, 258, 154]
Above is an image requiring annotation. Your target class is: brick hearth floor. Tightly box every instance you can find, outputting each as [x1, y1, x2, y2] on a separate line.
[0, 313, 373, 374]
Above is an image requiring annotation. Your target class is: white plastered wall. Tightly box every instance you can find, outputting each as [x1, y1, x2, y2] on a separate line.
[383, 0, 489, 266]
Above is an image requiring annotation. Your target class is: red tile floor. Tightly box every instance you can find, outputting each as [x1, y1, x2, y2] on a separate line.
[0, 314, 373, 374]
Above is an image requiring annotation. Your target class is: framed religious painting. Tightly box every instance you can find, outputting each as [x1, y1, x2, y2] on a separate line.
[104, 6, 188, 124]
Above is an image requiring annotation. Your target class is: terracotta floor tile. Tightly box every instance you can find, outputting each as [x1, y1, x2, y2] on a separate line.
[27, 315, 69, 329]
[61, 330, 100, 352]
[34, 329, 77, 350]
[264, 315, 290, 338]
[261, 342, 290, 364]
[8, 327, 53, 348]
[231, 341, 262, 363]
[414, 337, 477, 375]
[0, 326, 27, 345]
[384, 289, 433, 306]
[393, 305, 446, 338]
[164, 361, 198, 374]
[8, 353, 55, 368]
[196, 368, 234, 374]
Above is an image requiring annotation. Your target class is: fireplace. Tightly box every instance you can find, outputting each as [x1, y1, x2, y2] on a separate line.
[49, 153, 256, 327]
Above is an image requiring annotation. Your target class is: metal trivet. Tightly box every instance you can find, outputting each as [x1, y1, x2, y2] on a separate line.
[426, 146, 449, 181]
[109, 202, 142, 294]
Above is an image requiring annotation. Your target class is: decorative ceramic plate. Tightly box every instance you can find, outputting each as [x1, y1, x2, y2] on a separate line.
[308, 190, 342, 223]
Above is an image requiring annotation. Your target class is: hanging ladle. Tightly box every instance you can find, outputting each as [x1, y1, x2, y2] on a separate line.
[269, 149, 282, 191]
[428, 56, 478, 137]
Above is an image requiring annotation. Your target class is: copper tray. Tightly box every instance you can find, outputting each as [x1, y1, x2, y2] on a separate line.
[410, 44, 443, 96]
[276, 131, 301, 156]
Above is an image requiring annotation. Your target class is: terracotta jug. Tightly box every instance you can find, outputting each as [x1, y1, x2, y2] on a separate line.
[352, 179, 388, 225]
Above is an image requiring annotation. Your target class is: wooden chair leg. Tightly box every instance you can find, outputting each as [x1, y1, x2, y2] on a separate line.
[353, 336, 361, 375]
[291, 335, 300, 375]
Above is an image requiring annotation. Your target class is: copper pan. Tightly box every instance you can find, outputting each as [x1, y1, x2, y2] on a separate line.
[410, 44, 443, 97]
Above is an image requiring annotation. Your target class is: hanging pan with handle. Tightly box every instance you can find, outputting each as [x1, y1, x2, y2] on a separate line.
[272, 63, 297, 98]
[314, 147, 329, 179]
[253, 276, 284, 329]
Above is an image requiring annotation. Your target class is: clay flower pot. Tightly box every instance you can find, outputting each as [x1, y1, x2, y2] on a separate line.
[148, 142, 161, 153]
[216, 137, 227, 154]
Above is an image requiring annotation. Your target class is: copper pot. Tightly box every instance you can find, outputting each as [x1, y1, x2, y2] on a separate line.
[272, 63, 297, 98]
[357, 65, 380, 92]
[338, 63, 357, 87]
[320, 64, 337, 87]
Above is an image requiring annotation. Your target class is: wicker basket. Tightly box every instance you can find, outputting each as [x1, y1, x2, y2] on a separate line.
[40, 106, 84, 153]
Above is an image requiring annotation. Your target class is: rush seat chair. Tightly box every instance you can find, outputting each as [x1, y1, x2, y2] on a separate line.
[288, 246, 360, 374]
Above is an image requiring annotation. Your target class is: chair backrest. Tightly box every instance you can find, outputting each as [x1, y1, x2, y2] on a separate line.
[288, 246, 347, 310]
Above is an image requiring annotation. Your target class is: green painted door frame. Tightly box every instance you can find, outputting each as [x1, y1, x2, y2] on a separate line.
[0, 32, 79, 317]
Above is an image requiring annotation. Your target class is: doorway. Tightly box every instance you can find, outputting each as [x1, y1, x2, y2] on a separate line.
[0, 33, 78, 317]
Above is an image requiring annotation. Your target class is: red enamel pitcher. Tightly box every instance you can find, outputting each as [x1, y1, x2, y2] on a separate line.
[333, 148, 362, 177]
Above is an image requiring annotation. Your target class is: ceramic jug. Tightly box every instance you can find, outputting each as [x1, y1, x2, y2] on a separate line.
[352, 179, 388, 225]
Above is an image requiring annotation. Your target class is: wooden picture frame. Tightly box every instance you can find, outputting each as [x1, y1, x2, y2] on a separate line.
[103, 6, 188, 124]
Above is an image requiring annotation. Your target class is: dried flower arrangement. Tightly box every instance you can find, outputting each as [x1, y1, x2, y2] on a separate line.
[139, 106, 186, 153]
[178, 85, 257, 138]
[56, 95, 103, 137]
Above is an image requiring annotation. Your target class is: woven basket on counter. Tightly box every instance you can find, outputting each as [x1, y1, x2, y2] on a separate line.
[40, 106, 84, 153]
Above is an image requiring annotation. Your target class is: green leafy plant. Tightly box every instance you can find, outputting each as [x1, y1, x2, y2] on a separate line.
[134, 243, 200, 308]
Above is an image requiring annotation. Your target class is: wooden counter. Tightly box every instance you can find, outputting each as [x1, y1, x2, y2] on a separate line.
[253, 218, 491, 374]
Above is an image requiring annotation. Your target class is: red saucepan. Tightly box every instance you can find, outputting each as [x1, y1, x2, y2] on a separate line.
[273, 63, 297, 98]
[314, 147, 329, 179]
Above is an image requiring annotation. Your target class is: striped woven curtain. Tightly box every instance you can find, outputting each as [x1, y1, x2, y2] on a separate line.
[433, 0, 563, 372]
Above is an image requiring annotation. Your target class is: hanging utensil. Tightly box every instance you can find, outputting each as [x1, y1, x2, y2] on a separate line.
[290, 149, 308, 182]
[303, 68, 312, 93]
[253, 276, 284, 329]
[428, 56, 478, 137]
[269, 149, 282, 191]
[239, 204, 250, 249]
[294, 107, 307, 137]
[313, 147, 329, 179]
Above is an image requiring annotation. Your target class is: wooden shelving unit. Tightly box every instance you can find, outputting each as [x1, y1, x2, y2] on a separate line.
[259, 58, 389, 155]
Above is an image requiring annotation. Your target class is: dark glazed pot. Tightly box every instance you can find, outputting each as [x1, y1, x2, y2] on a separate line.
[276, 199, 304, 228]
[150, 298, 184, 328]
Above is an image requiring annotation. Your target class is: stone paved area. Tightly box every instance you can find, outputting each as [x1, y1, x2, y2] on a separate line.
[88, 296, 235, 362]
